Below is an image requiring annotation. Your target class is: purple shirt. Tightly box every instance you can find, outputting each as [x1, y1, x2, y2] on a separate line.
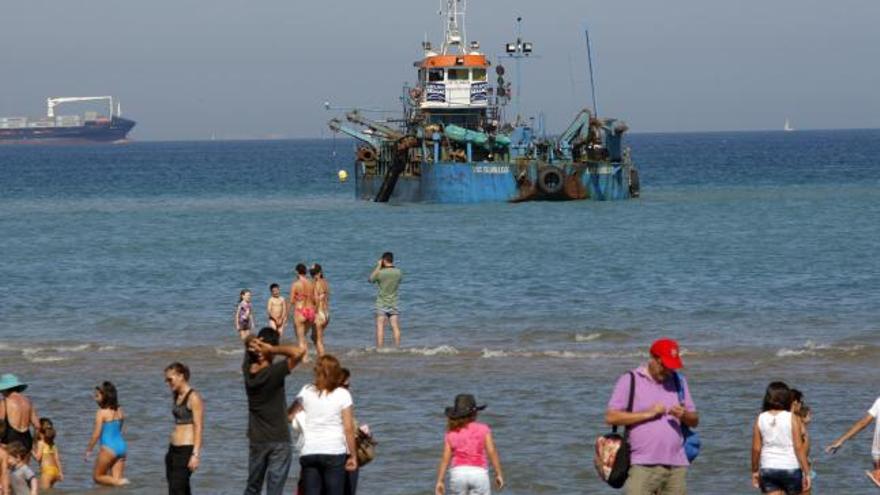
[607, 365, 696, 466]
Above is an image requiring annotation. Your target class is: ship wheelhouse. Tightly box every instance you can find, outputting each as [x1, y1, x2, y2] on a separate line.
[413, 53, 493, 130]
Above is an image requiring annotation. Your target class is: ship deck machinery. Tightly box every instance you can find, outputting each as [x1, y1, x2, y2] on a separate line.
[328, 0, 639, 203]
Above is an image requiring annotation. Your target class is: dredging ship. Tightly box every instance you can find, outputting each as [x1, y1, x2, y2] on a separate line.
[328, 0, 639, 203]
[0, 96, 135, 144]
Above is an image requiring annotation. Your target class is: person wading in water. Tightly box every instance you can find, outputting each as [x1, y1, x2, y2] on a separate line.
[291, 264, 317, 360]
[164, 362, 204, 495]
[0, 374, 40, 463]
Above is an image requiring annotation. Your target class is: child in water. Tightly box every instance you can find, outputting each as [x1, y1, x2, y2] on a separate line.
[235, 289, 255, 341]
[6, 441, 38, 495]
[33, 418, 63, 489]
[434, 394, 504, 495]
[85, 381, 129, 487]
[791, 389, 814, 494]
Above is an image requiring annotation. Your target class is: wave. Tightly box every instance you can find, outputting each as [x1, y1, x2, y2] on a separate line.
[775, 340, 866, 358]
[24, 355, 69, 363]
[481, 348, 644, 360]
[14, 343, 117, 362]
[20, 344, 91, 354]
[53, 344, 90, 352]
[346, 345, 460, 357]
[574, 332, 603, 342]
[215, 347, 245, 356]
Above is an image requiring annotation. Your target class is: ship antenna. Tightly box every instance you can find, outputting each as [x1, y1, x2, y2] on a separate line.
[501, 16, 535, 120]
[441, 0, 466, 54]
[585, 25, 599, 117]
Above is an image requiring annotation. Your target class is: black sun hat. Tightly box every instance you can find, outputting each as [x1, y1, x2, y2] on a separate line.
[444, 394, 487, 419]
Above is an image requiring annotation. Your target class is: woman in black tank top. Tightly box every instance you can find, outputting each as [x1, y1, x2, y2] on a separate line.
[164, 362, 204, 495]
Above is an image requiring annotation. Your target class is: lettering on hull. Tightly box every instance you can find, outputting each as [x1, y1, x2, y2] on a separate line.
[474, 165, 510, 174]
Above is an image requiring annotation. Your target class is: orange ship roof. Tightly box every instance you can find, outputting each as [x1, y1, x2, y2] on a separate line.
[419, 54, 489, 68]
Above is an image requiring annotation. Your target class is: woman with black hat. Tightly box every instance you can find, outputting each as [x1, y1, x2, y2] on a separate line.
[434, 394, 504, 495]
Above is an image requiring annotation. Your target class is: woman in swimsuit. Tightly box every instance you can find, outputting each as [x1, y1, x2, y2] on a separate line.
[311, 263, 331, 358]
[85, 381, 129, 487]
[290, 263, 317, 359]
[165, 362, 204, 495]
[34, 418, 63, 489]
[0, 373, 40, 462]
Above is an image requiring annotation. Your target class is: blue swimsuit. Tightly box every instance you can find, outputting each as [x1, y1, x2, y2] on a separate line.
[100, 419, 127, 458]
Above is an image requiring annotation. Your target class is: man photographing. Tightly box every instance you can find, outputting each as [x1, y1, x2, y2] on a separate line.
[369, 252, 403, 348]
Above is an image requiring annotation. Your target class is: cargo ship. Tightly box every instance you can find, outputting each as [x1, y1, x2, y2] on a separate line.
[0, 96, 135, 144]
[328, 0, 639, 203]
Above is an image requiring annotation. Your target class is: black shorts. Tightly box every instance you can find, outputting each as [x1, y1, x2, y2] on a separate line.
[759, 468, 803, 495]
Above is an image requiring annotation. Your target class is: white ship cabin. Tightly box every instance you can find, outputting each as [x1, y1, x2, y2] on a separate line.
[415, 43, 489, 110]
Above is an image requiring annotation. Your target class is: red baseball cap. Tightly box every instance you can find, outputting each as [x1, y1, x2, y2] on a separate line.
[650, 338, 683, 370]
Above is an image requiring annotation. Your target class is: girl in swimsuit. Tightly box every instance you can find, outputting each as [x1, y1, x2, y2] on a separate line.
[235, 289, 255, 341]
[310, 264, 331, 358]
[85, 381, 129, 487]
[165, 362, 204, 495]
[290, 263, 316, 360]
[34, 418, 63, 489]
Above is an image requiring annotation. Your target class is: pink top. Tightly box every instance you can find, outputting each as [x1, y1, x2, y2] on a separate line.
[445, 421, 490, 469]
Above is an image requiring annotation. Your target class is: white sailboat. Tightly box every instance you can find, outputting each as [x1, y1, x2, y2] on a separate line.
[783, 118, 794, 132]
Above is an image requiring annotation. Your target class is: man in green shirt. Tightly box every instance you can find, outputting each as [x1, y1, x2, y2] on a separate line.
[369, 251, 402, 348]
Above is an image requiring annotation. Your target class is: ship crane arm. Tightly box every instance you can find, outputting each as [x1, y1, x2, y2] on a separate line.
[345, 111, 404, 140]
[47, 96, 116, 118]
[558, 108, 592, 145]
[328, 118, 384, 150]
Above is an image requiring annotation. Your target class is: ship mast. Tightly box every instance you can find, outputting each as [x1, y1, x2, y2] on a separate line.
[440, 0, 467, 54]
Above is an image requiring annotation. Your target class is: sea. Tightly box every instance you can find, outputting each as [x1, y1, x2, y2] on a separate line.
[1, 130, 878, 494]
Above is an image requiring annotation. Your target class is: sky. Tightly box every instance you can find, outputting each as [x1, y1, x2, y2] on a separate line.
[1, 0, 878, 140]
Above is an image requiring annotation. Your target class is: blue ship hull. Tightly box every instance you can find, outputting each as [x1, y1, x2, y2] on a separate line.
[355, 160, 635, 203]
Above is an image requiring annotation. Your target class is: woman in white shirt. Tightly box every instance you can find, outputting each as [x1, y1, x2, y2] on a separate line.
[751, 382, 810, 495]
[296, 355, 358, 495]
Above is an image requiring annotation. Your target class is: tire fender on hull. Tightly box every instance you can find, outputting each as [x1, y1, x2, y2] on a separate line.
[357, 147, 377, 162]
[537, 166, 565, 195]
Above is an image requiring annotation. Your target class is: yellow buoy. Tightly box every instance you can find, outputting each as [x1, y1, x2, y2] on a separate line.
[337, 169, 349, 182]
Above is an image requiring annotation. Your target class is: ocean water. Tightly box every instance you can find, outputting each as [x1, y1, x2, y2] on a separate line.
[1, 130, 879, 494]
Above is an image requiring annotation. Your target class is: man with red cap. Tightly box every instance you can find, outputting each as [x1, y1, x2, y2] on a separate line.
[605, 338, 699, 495]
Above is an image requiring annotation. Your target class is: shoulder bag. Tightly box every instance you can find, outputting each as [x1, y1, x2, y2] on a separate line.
[355, 427, 377, 466]
[594, 371, 635, 489]
[673, 372, 700, 463]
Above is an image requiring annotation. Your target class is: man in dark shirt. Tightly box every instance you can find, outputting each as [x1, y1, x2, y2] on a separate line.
[243, 327, 304, 495]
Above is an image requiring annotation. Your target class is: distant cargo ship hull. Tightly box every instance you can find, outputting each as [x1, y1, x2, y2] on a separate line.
[0, 116, 136, 144]
[1, 96, 135, 144]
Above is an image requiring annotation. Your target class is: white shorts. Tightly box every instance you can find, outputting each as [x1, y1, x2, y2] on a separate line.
[449, 466, 490, 495]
